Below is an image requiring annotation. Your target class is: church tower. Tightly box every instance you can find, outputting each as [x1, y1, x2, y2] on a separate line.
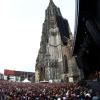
[35, 0, 80, 82]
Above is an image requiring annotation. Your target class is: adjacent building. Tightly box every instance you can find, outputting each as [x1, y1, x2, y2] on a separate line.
[4, 69, 35, 82]
[73, 0, 100, 80]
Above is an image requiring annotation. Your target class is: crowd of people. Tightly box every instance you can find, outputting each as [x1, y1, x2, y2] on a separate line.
[0, 80, 100, 100]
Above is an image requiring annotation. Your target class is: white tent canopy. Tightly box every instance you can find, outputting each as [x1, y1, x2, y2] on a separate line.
[22, 78, 31, 83]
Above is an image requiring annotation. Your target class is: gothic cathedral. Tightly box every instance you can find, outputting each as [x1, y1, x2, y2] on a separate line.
[35, 0, 80, 83]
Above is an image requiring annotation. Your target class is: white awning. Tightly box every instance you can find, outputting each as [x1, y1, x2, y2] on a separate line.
[22, 78, 31, 83]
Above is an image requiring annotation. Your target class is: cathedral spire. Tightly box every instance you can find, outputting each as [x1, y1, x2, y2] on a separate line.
[49, 0, 55, 7]
[46, 0, 61, 16]
[50, 0, 53, 4]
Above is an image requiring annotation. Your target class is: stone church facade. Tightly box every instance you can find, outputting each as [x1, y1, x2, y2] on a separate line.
[35, 0, 80, 83]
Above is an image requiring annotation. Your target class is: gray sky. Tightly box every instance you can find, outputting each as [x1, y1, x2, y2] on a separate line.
[0, 0, 75, 73]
